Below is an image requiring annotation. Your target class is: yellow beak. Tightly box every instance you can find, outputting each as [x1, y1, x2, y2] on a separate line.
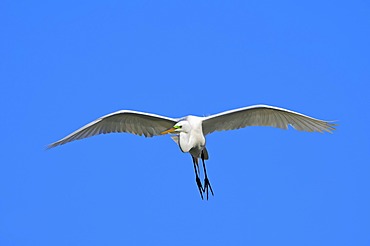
[161, 127, 176, 135]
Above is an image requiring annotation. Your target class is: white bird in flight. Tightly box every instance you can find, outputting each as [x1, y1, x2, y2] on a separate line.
[49, 105, 336, 199]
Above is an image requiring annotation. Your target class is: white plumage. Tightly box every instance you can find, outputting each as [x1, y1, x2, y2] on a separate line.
[49, 105, 336, 199]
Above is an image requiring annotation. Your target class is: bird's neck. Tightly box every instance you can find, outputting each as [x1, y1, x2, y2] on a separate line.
[179, 129, 205, 154]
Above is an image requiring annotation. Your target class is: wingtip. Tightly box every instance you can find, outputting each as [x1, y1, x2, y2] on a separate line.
[46, 141, 60, 150]
[45, 144, 54, 150]
[327, 121, 338, 133]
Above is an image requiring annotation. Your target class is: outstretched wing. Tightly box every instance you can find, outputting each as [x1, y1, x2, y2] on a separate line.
[48, 110, 178, 148]
[202, 105, 336, 135]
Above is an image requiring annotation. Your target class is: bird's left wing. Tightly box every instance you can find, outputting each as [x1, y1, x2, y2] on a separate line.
[202, 105, 336, 135]
[48, 110, 178, 148]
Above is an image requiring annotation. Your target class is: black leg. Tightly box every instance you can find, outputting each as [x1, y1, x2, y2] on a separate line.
[192, 157, 204, 200]
[201, 151, 214, 200]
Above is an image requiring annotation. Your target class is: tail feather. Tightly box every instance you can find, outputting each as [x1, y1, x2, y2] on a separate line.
[202, 147, 209, 160]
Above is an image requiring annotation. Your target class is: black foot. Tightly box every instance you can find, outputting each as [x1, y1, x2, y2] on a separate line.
[196, 176, 204, 200]
[203, 177, 214, 200]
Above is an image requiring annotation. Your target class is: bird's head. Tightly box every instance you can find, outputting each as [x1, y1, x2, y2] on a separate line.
[161, 121, 190, 135]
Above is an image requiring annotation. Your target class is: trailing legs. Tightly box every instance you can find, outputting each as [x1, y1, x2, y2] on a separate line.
[192, 156, 204, 200]
[201, 150, 214, 200]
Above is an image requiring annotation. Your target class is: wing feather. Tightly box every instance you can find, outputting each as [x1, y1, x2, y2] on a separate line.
[48, 110, 178, 148]
[202, 105, 336, 135]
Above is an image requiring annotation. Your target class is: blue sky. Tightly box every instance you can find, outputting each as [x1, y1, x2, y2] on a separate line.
[1, 1, 369, 245]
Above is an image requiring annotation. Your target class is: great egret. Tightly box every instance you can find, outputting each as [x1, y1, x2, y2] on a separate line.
[49, 105, 336, 199]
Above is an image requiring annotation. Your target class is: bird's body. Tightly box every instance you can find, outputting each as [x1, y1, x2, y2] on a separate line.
[177, 116, 205, 155]
[49, 105, 336, 199]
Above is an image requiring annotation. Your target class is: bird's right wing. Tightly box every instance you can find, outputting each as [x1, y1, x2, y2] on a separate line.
[202, 105, 336, 135]
[48, 110, 178, 148]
